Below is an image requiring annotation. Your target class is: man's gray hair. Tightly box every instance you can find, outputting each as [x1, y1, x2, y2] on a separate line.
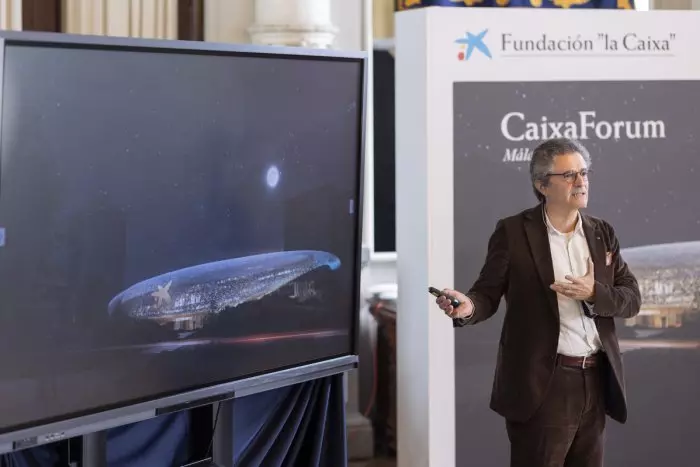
[529, 138, 592, 202]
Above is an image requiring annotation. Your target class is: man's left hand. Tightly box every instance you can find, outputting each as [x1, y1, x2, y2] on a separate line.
[551, 257, 596, 302]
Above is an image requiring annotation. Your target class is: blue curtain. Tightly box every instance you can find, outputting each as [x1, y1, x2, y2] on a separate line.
[0, 446, 60, 467]
[1, 373, 347, 467]
[0, 412, 190, 467]
[396, 0, 635, 9]
[233, 373, 346, 467]
[105, 412, 190, 467]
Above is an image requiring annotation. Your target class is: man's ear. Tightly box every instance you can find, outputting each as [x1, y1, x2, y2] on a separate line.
[536, 181, 547, 197]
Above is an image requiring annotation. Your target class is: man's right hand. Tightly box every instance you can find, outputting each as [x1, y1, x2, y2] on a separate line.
[435, 289, 474, 319]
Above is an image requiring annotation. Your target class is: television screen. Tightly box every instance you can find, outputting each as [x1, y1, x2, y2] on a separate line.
[0, 36, 364, 434]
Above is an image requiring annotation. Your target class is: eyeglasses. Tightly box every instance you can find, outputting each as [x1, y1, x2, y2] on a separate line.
[546, 168, 591, 183]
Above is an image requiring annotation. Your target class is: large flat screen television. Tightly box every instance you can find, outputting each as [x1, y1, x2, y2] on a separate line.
[0, 32, 366, 440]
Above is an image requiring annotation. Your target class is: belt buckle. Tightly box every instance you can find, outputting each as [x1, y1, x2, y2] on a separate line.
[581, 355, 587, 369]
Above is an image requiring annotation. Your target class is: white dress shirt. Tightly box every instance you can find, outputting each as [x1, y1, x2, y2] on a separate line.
[544, 210, 602, 357]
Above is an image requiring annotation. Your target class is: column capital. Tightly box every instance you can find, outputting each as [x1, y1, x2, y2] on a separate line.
[248, 0, 338, 49]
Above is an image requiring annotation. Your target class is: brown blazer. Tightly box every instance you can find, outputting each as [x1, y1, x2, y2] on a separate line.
[454, 203, 641, 424]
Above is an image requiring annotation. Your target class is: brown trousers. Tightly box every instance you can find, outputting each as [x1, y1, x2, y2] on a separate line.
[505, 359, 606, 467]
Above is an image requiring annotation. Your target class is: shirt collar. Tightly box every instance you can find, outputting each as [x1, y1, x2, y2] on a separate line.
[542, 206, 584, 237]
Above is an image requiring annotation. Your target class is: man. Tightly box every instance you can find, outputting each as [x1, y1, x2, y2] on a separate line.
[436, 138, 641, 467]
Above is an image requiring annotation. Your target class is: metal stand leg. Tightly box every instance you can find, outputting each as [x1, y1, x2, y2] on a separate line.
[81, 431, 106, 467]
[211, 400, 234, 467]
